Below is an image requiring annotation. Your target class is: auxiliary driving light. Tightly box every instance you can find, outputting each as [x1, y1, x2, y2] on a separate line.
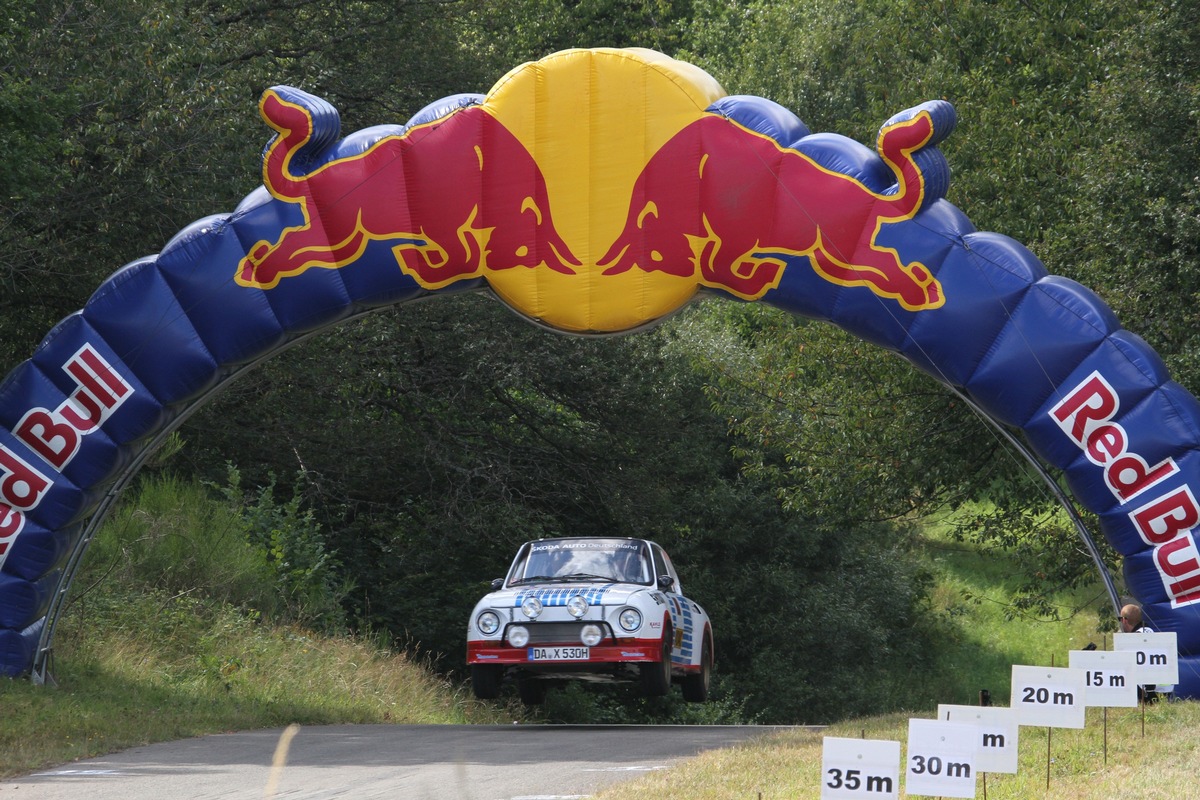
[521, 596, 543, 618]
[567, 596, 589, 618]
[507, 625, 530, 648]
[580, 624, 603, 647]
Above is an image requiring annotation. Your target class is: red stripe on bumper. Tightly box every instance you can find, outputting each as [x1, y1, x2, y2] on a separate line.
[467, 637, 664, 665]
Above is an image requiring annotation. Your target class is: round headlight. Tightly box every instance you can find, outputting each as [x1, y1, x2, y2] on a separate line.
[521, 597, 543, 619]
[477, 611, 500, 635]
[507, 625, 530, 648]
[567, 596, 589, 618]
[618, 608, 642, 632]
[581, 624, 603, 647]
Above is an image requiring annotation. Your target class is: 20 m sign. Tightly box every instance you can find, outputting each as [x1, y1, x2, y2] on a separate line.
[1011, 665, 1087, 728]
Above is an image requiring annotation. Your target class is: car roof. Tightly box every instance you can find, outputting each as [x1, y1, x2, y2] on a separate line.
[526, 536, 652, 545]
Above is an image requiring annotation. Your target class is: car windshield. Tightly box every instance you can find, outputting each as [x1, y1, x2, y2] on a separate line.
[508, 539, 652, 586]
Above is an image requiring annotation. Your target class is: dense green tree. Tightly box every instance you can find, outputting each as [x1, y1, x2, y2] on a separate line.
[0, 0, 495, 371]
[1049, 4, 1200, 385]
[461, 0, 696, 66]
[669, 305, 1006, 522]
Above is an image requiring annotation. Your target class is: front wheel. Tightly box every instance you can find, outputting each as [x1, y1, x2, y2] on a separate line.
[681, 636, 712, 702]
[471, 664, 502, 700]
[640, 624, 673, 697]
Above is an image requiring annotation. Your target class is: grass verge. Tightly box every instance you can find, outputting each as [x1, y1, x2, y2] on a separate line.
[0, 589, 517, 778]
[591, 702, 1199, 799]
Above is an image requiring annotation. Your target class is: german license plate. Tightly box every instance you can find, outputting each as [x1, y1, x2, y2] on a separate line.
[528, 646, 590, 661]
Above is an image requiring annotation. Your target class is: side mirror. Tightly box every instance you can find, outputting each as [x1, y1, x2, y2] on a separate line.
[657, 574, 675, 591]
[491, 578, 504, 591]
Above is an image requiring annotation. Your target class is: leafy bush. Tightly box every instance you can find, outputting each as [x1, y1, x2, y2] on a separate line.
[80, 473, 278, 615]
[210, 464, 352, 632]
[78, 467, 351, 633]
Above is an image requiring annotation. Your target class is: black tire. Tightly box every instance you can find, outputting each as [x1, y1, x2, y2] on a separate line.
[640, 624, 673, 697]
[518, 677, 548, 706]
[681, 636, 712, 702]
[471, 664, 503, 700]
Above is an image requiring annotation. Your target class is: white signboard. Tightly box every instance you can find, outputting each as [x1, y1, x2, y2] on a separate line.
[1113, 631, 1179, 686]
[1010, 665, 1087, 728]
[902, 724, 979, 796]
[936, 704, 1019, 774]
[1068, 649, 1138, 707]
[821, 736, 900, 799]
[905, 719, 977, 798]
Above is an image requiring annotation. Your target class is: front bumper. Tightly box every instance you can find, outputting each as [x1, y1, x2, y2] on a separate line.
[467, 637, 662, 666]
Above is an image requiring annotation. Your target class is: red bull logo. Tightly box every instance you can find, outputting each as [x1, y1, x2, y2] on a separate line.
[598, 112, 944, 310]
[237, 90, 580, 290]
[235, 49, 947, 332]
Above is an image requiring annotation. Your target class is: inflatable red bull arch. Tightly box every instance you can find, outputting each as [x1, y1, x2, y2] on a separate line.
[3, 47, 1200, 694]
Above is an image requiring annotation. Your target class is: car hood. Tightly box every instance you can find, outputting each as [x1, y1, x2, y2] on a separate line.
[484, 582, 649, 609]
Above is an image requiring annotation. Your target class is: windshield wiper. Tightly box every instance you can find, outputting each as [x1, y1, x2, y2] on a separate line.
[509, 573, 616, 585]
[508, 575, 560, 586]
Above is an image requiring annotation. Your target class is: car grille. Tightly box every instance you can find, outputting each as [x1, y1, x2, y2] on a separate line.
[508, 622, 613, 645]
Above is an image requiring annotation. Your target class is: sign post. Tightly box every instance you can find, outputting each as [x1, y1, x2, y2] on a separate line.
[1114, 631, 1179, 735]
[1011, 664, 1087, 789]
[937, 704, 1019, 776]
[1069, 648, 1137, 762]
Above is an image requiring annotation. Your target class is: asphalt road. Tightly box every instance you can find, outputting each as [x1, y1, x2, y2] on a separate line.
[2, 723, 816, 799]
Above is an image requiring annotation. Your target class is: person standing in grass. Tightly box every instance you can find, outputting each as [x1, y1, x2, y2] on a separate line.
[1120, 604, 1150, 634]
[1121, 603, 1162, 703]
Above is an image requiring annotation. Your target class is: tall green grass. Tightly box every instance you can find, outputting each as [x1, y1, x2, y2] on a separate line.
[916, 510, 1111, 708]
[0, 589, 515, 777]
[83, 473, 278, 612]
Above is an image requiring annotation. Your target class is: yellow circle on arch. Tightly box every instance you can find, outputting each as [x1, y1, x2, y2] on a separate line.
[480, 48, 726, 334]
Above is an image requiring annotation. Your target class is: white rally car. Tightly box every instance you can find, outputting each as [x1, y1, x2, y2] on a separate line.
[467, 537, 713, 705]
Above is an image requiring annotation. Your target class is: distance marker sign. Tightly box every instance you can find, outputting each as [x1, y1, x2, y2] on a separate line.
[936, 704, 1018, 774]
[1068, 649, 1138, 707]
[1114, 631, 1179, 687]
[905, 719, 977, 798]
[1011, 665, 1087, 728]
[821, 736, 900, 799]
